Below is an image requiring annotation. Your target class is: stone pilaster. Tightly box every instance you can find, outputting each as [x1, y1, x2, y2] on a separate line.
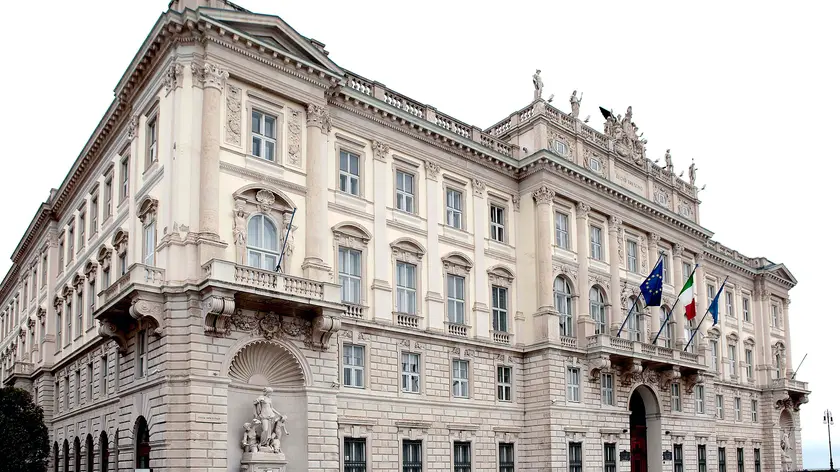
[532, 185, 559, 341]
[575, 202, 593, 342]
[647, 233, 661, 342]
[674, 244, 686, 348]
[608, 216, 621, 335]
[424, 162, 444, 332]
[302, 103, 332, 281]
[371, 140, 392, 323]
[193, 62, 229, 263]
[472, 179, 489, 339]
[783, 298, 793, 375]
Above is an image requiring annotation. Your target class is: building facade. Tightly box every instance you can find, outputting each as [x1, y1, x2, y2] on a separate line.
[0, 1, 809, 471]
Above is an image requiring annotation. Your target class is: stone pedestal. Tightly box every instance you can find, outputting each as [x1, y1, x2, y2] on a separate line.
[240, 451, 288, 472]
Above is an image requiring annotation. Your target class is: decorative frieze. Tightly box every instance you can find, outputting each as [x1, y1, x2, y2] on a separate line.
[372, 139, 390, 161]
[164, 63, 184, 95]
[225, 84, 242, 146]
[287, 110, 302, 167]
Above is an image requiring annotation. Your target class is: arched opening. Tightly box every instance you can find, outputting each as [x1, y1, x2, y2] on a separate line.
[134, 417, 150, 468]
[53, 442, 59, 472]
[626, 297, 643, 342]
[554, 276, 573, 336]
[246, 214, 280, 270]
[62, 439, 69, 472]
[589, 286, 607, 334]
[659, 306, 675, 348]
[86, 434, 94, 472]
[629, 385, 663, 472]
[99, 431, 109, 472]
[74, 437, 81, 472]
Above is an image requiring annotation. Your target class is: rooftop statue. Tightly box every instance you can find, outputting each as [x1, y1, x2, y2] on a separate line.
[689, 159, 698, 186]
[664, 149, 674, 174]
[570, 90, 583, 119]
[532, 69, 543, 101]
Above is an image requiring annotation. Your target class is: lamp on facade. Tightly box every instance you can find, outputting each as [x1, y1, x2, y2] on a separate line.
[824, 409, 834, 471]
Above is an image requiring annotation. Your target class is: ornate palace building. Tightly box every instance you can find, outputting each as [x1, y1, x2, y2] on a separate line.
[0, 1, 809, 471]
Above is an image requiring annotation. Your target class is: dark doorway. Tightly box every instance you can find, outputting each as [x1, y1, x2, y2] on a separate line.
[630, 390, 648, 472]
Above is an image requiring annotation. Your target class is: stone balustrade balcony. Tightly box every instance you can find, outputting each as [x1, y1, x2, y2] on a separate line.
[94, 263, 166, 353]
[2, 360, 34, 388]
[584, 334, 707, 390]
[765, 377, 810, 411]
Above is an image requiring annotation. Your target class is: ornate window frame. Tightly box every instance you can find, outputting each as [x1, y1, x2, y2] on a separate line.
[232, 185, 295, 271]
[442, 252, 473, 333]
[487, 193, 510, 245]
[332, 222, 372, 309]
[390, 238, 425, 323]
[246, 93, 285, 164]
[488, 265, 514, 336]
[138, 197, 158, 267]
[392, 156, 420, 215]
[334, 134, 366, 199]
[112, 230, 129, 277]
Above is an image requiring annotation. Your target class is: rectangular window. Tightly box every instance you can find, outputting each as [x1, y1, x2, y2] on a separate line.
[499, 443, 515, 472]
[716, 394, 724, 419]
[751, 399, 758, 422]
[604, 443, 616, 472]
[590, 226, 603, 260]
[671, 382, 681, 412]
[737, 448, 745, 472]
[754, 449, 761, 472]
[56, 312, 62, 348]
[446, 274, 466, 324]
[454, 442, 471, 472]
[147, 115, 158, 165]
[100, 355, 108, 398]
[342, 344, 364, 388]
[76, 290, 83, 337]
[492, 286, 508, 333]
[626, 240, 638, 273]
[65, 300, 72, 344]
[601, 373, 614, 405]
[74, 370, 80, 407]
[497, 365, 512, 401]
[87, 363, 93, 402]
[251, 110, 276, 161]
[662, 253, 670, 283]
[745, 349, 754, 379]
[402, 440, 422, 472]
[726, 291, 734, 316]
[344, 438, 366, 472]
[707, 283, 716, 305]
[143, 222, 156, 266]
[119, 253, 127, 276]
[338, 247, 362, 304]
[452, 360, 469, 398]
[103, 266, 111, 287]
[339, 150, 361, 195]
[445, 188, 463, 229]
[88, 280, 96, 327]
[567, 367, 580, 402]
[735, 397, 742, 421]
[568, 442, 582, 472]
[728, 344, 737, 377]
[90, 195, 98, 235]
[696, 385, 705, 414]
[67, 225, 74, 262]
[718, 448, 727, 472]
[395, 170, 415, 213]
[395, 262, 416, 315]
[78, 212, 86, 248]
[401, 352, 420, 393]
[104, 177, 113, 217]
[771, 305, 779, 328]
[743, 298, 751, 323]
[711, 340, 719, 373]
[490, 205, 505, 242]
[120, 157, 129, 201]
[555, 212, 570, 249]
[41, 254, 47, 285]
[683, 262, 692, 283]
[137, 329, 148, 379]
[674, 445, 684, 472]
[64, 375, 70, 410]
[699, 445, 707, 472]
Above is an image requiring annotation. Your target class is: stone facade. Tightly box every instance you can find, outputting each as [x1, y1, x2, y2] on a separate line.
[0, 1, 808, 471]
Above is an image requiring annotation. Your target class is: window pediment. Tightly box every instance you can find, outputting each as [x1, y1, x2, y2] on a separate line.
[112, 229, 129, 256]
[138, 196, 159, 225]
[442, 252, 472, 276]
[61, 285, 74, 299]
[390, 237, 425, 263]
[233, 184, 294, 214]
[333, 222, 371, 250]
[85, 261, 98, 280]
[743, 336, 756, 348]
[72, 274, 85, 290]
[726, 332, 739, 343]
[488, 265, 514, 287]
[707, 327, 721, 340]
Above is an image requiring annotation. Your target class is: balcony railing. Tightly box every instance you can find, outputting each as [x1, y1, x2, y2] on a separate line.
[492, 331, 511, 345]
[395, 312, 421, 329]
[446, 322, 468, 338]
[770, 378, 810, 392]
[98, 264, 165, 306]
[202, 259, 338, 303]
[586, 335, 705, 369]
[342, 303, 365, 319]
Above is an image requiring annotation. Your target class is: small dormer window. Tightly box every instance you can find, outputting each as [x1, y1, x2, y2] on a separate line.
[552, 139, 569, 156]
[589, 156, 602, 172]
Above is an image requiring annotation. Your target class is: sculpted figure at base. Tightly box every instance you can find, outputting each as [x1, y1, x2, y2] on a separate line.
[241, 387, 290, 455]
[242, 420, 260, 452]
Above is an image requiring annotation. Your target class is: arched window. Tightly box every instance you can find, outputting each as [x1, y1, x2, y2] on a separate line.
[74, 437, 81, 472]
[775, 353, 783, 379]
[135, 417, 150, 468]
[626, 297, 643, 342]
[53, 442, 59, 472]
[246, 214, 280, 270]
[660, 307, 675, 348]
[554, 277, 573, 336]
[589, 286, 606, 335]
[63, 439, 69, 472]
[86, 434, 94, 472]
[99, 431, 109, 472]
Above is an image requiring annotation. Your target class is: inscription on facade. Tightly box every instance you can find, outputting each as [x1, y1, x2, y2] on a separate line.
[613, 168, 645, 195]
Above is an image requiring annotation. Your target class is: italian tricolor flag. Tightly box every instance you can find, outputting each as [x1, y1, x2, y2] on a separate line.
[677, 272, 697, 320]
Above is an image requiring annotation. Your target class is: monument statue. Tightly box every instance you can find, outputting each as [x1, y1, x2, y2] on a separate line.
[604, 105, 647, 163]
[233, 200, 249, 264]
[780, 429, 793, 472]
[254, 387, 284, 448]
[688, 160, 698, 186]
[532, 69, 543, 101]
[242, 420, 260, 453]
[241, 387, 289, 471]
[570, 90, 583, 119]
[664, 149, 674, 174]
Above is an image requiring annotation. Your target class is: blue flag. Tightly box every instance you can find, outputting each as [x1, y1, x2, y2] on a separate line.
[639, 258, 664, 307]
[708, 286, 723, 325]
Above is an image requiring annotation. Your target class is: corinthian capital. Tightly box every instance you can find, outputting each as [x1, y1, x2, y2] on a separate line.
[306, 103, 332, 134]
[649, 232, 661, 245]
[192, 62, 228, 91]
[532, 185, 554, 205]
[425, 161, 440, 180]
[609, 216, 623, 232]
[576, 202, 590, 218]
[472, 179, 486, 197]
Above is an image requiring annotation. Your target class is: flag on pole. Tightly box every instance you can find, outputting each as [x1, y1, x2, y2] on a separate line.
[639, 258, 664, 307]
[677, 272, 697, 320]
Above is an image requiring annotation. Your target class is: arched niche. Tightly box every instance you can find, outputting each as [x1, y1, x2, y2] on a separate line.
[628, 384, 664, 472]
[225, 339, 309, 472]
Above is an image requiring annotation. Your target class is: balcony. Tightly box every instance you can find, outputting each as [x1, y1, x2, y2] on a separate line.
[94, 263, 166, 352]
[766, 377, 810, 411]
[199, 260, 344, 349]
[585, 335, 707, 390]
[2, 361, 34, 388]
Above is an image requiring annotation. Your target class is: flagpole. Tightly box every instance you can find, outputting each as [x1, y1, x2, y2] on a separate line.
[684, 276, 728, 352]
[652, 263, 699, 345]
[274, 208, 297, 273]
[616, 254, 664, 337]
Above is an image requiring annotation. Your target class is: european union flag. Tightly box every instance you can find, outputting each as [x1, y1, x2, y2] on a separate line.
[639, 258, 664, 307]
[708, 285, 723, 325]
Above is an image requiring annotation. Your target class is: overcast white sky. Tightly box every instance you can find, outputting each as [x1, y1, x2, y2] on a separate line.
[1, 0, 838, 466]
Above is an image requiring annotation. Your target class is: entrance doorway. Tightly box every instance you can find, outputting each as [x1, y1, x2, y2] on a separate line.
[628, 385, 663, 472]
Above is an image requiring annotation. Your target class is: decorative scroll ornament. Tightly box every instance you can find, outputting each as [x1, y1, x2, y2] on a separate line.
[255, 189, 276, 213]
[225, 84, 242, 145]
[424, 161, 440, 180]
[511, 194, 520, 211]
[164, 63, 184, 94]
[202, 295, 236, 336]
[532, 185, 554, 204]
[287, 110, 302, 167]
[587, 355, 611, 381]
[127, 115, 139, 141]
[372, 140, 390, 161]
[576, 202, 590, 218]
[306, 103, 331, 134]
[472, 179, 486, 197]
